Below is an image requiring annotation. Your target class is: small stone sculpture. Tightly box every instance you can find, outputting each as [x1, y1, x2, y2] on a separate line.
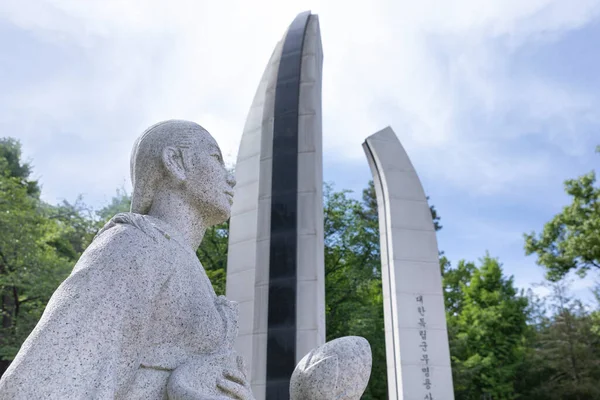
[0, 120, 252, 399]
[290, 336, 372, 400]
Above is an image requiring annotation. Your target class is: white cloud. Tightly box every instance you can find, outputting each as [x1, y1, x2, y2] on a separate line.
[1, 0, 599, 205]
[320, 0, 600, 195]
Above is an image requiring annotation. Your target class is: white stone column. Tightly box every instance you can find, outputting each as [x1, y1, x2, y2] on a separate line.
[225, 34, 284, 400]
[363, 127, 454, 400]
[296, 13, 326, 365]
[227, 12, 324, 400]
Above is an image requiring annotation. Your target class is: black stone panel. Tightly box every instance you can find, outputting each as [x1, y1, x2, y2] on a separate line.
[266, 327, 297, 378]
[268, 233, 296, 278]
[266, 10, 312, 400]
[265, 381, 292, 400]
[271, 162, 298, 195]
[267, 278, 297, 327]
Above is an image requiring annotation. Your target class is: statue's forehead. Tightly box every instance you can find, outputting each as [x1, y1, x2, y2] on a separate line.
[195, 131, 218, 149]
[188, 130, 221, 156]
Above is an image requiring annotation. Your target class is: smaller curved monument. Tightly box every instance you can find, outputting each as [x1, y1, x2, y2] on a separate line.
[363, 127, 454, 400]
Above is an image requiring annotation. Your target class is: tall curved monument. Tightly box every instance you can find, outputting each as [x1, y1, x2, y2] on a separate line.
[226, 11, 325, 400]
[363, 127, 454, 400]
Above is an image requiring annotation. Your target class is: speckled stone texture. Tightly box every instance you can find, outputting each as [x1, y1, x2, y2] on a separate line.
[0, 120, 254, 399]
[289, 336, 372, 400]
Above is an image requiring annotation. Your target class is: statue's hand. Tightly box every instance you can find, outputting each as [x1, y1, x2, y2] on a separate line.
[217, 368, 253, 400]
[167, 354, 254, 400]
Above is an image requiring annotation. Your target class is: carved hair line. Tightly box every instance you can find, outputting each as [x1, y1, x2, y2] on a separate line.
[130, 120, 207, 215]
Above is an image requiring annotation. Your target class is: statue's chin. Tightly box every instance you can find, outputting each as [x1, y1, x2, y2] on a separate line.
[196, 200, 231, 228]
[207, 206, 231, 227]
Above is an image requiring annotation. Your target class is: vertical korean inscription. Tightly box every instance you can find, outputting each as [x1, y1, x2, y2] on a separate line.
[417, 294, 434, 400]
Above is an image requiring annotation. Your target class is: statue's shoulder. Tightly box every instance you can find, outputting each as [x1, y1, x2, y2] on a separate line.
[80, 212, 172, 269]
[72, 212, 175, 279]
[95, 212, 169, 244]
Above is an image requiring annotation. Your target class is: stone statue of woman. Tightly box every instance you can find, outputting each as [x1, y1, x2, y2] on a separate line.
[0, 120, 253, 399]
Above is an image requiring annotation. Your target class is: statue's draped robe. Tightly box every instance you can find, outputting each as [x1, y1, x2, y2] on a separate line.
[0, 213, 234, 399]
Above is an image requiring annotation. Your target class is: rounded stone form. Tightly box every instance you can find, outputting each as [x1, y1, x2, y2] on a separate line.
[289, 336, 372, 400]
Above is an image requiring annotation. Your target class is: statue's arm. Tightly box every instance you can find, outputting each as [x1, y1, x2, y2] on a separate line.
[0, 225, 168, 399]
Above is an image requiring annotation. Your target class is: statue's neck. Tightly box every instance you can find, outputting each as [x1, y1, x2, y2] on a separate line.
[147, 189, 207, 251]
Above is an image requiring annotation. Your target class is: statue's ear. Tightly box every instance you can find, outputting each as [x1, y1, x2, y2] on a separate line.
[162, 146, 186, 181]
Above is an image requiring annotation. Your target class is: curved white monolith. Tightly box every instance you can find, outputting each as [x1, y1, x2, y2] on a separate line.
[363, 127, 454, 400]
[226, 11, 325, 400]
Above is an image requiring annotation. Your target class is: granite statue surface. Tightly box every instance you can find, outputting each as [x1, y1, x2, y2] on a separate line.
[290, 336, 372, 400]
[0, 120, 252, 399]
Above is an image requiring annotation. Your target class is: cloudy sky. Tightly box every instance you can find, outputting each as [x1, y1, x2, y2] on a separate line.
[1, 0, 599, 300]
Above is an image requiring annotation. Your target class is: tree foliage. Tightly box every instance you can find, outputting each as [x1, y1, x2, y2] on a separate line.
[196, 221, 229, 296]
[322, 182, 387, 399]
[524, 151, 600, 281]
[517, 282, 600, 400]
[445, 256, 529, 399]
[0, 139, 75, 372]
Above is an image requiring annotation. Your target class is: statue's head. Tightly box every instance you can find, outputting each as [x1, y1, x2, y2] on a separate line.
[130, 120, 235, 226]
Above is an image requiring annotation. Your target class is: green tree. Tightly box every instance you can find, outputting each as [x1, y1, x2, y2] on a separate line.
[592, 284, 600, 338]
[446, 255, 528, 399]
[323, 182, 386, 399]
[96, 188, 131, 223]
[196, 221, 229, 296]
[0, 139, 73, 373]
[47, 198, 97, 260]
[517, 282, 600, 400]
[0, 138, 39, 197]
[442, 259, 476, 316]
[511, 288, 549, 400]
[524, 148, 600, 281]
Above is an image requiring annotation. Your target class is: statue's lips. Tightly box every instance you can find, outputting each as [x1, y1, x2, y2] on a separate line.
[224, 190, 234, 198]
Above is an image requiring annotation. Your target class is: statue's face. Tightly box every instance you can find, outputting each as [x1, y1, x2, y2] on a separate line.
[183, 131, 235, 226]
